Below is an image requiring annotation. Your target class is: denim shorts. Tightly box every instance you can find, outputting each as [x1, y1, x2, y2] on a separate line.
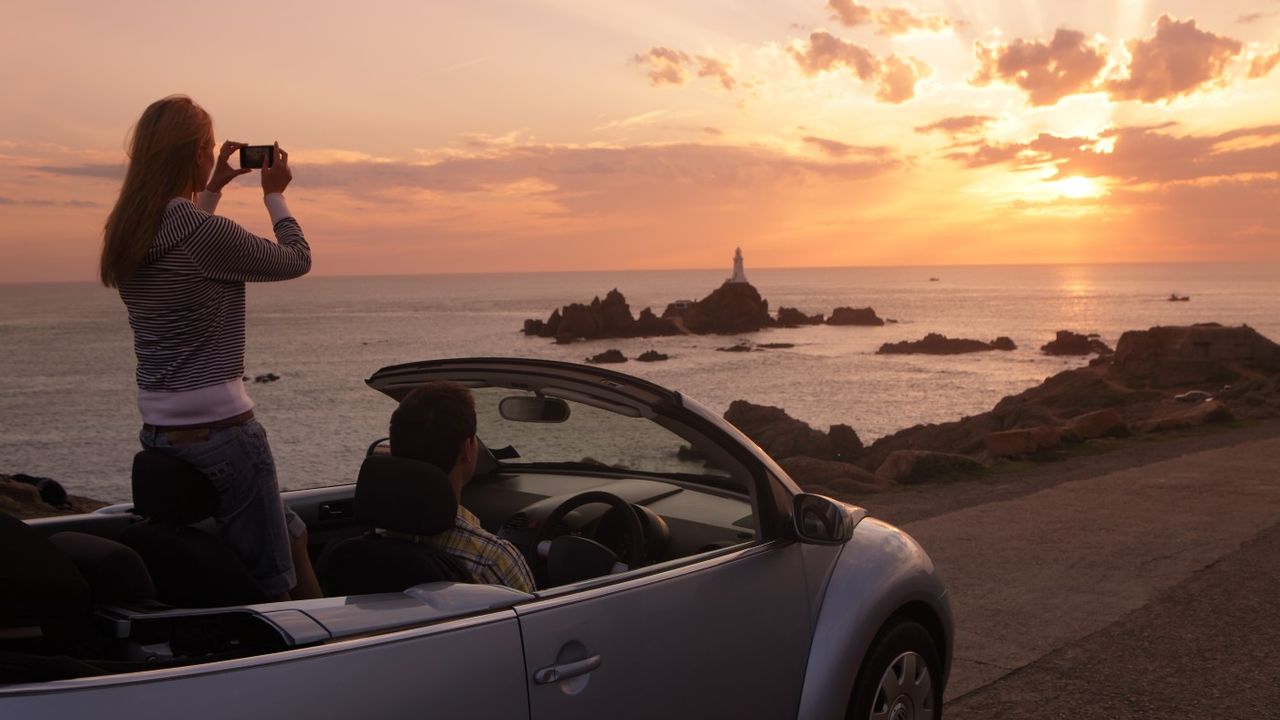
[139, 419, 303, 598]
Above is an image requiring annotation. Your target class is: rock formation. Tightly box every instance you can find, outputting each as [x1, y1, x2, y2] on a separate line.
[523, 289, 679, 344]
[776, 307, 824, 327]
[826, 307, 885, 326]
[1042, 330, 1113, 356]
[586, 349, 626, 364]
[878, 333, 1017, 355]
[1112, 324, 1280, 387]
[1, 474, 107, 520]
[636, 350, 669, 362]
[665, 282, 773, 335]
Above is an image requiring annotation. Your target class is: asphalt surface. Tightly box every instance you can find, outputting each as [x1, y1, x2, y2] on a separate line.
[853, 423, 1280, 715]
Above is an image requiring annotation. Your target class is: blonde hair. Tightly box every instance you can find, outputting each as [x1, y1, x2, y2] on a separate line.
[100, 95, 213, 287]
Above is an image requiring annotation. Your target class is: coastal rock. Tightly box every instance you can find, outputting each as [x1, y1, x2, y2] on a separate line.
[253, 373, 280, 383]
[666, 282, 773, 335]
[1066, 408, 1128, 440]
[827, 307, 885, 326]
[877, 333, 1016, 355]
[526, 289, 679, 344]
[586, 349, 626, 364]
[776, 307, 824, 327]
[874, 450, 986, 485]
[717, 343, 755, 353]
[636, 350, 669, 362]
[724, 400, 835, 460]
[1113, 324, 1280, 388]
[984, 425, 1063, 458]
[827, 424, 864, 460]
[1042, 330, 1113, 356]
[1138, 400, 1234, 433]
[1, 474, 107, 520]
[758, 343, 794, 349]
[778, 456, 889, 496]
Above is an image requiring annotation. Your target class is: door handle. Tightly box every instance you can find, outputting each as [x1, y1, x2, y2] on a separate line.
[533, 654, 602, 685]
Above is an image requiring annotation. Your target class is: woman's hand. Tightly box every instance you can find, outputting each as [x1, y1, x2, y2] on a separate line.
[207, 141, 251, 193]
[261, 142, 292, 195]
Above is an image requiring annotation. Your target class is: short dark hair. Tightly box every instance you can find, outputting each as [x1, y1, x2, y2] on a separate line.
[389, 381, 477, 473]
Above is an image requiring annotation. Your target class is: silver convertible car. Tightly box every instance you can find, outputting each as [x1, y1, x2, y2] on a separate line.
[1, 358, 952, 719]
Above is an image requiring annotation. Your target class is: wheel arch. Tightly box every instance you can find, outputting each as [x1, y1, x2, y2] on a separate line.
[795, 518, 953, 720]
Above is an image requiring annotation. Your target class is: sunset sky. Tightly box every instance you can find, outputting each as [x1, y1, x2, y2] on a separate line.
[2, 0, 1279, 282]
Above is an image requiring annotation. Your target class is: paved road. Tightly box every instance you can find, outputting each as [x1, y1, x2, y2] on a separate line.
[879, 433, 1280, 708]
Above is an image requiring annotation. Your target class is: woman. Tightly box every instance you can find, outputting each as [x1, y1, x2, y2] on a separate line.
[100, 95, 320, 600]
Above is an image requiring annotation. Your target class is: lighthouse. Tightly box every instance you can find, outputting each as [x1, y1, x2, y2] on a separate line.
[728, 247, 748, 284]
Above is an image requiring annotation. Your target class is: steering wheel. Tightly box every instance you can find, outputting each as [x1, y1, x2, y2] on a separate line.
[533, 491, 646, 586]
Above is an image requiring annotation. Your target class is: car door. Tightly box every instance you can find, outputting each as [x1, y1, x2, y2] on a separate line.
[516, 540, 812, 719]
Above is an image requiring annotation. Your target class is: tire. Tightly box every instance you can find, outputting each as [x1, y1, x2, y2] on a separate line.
[847, 620, 942, 720]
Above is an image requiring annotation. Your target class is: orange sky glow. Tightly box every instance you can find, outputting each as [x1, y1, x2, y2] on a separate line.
[2, 0, 1279, 282]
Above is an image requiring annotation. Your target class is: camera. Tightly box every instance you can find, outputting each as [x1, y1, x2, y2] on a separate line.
[238, 145, 275, 170]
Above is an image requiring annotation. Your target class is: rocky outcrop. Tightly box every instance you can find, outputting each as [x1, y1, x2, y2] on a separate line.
[636, 350, 669, 362]
[985, 426, 1064, 458]
[779, 457, 889, 496]
[776, 307, 824, 327]
[523, 289, 679, 344]
[666, 282, 773, 335]
[828, 424, 864, 460]
[878, 333, 1017, 355]
[1, 474, 107, 520]
[856, 324, 1280, 473]
[1113, 324, 1280, 387]
[725, 401, 835, 460]
[1042, 331, 1112, 356]
[827, 307, 885, 326]
[586, 349, 626, 364]
[874, 450, 986, 485]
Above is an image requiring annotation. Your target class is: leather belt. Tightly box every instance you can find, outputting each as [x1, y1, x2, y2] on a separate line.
[142, 409, 255, 434]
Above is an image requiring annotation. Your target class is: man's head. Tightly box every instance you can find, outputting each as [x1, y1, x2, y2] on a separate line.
[389, 381, 478, 481]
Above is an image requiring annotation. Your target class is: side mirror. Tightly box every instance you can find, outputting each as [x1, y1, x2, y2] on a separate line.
[793, 494, 860, 545]
[499, 396, 571, 423]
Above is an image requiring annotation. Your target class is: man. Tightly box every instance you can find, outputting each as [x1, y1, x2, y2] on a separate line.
[388, 381, 536, 593]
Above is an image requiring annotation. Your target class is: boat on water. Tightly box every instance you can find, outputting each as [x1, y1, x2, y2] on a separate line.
[1168, 293, 1190, 302]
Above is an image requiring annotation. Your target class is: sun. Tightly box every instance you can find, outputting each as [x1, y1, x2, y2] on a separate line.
[1052, 176, 1104, 199]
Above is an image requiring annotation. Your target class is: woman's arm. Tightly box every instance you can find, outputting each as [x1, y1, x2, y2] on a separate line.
[183, 197, 311, 282]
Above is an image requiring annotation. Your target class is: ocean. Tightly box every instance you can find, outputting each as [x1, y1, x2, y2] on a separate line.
[2, 262, 1277, 503]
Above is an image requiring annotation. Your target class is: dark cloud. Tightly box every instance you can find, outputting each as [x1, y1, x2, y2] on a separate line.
[802, 136, 890, 158]
[289, 141, 900, 199]
[789, 32, 931, 103]
[942, 124, 1280, 185]
[0, 196, 101, 207]
[1106, 15, 1242, 102]
[915, 115, 996, 136]
[971, 29, 1108, 106]
[1249, 49, 1280, 79]
[31, 163, 125, 180]
[827, 0, 951, 36]
[633, 47, 737, 91]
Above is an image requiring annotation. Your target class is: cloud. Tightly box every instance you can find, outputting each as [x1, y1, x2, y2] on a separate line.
[826, 0, 951, 36]
[942, 123, 1280, 185]
[0, 196, 100, 207]
[971, 29, 1108, 106]
[789, 32, 932, 103]
[634, 47, 737, 91]
[802, 136, 890, 158]
[1249, 49, 1280, 79]
[1105, 15, 1242, 102]
[915, 115, 996, 136]
[31, 163, 125, 179]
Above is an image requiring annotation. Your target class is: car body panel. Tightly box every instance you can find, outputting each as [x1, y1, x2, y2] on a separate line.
[0, 611, 529, 720]
[797, 517, 954, 720]
[517, 541, 812, 719]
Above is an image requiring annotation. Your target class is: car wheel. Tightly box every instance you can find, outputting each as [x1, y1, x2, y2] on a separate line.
[847, 620, 941, 720]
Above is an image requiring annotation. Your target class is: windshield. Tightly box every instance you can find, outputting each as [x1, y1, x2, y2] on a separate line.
[472, 387, 729, 479]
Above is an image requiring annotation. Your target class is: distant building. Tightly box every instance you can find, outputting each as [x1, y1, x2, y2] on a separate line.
[728, 247, 748, 284]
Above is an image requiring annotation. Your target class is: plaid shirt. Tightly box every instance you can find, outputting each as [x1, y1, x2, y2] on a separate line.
[413, 507, 536, 593]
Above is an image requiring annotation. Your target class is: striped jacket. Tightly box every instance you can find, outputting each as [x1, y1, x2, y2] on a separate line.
[119, 196, 310, 401]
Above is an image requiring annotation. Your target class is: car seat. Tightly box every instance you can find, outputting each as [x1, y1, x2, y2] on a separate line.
[316, 455, 468, 595]
[121, 451, 268, 608]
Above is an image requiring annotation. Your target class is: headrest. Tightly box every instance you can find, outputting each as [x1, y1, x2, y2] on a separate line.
[131, 451, 218, 525]
[355, 455, 457, 536]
